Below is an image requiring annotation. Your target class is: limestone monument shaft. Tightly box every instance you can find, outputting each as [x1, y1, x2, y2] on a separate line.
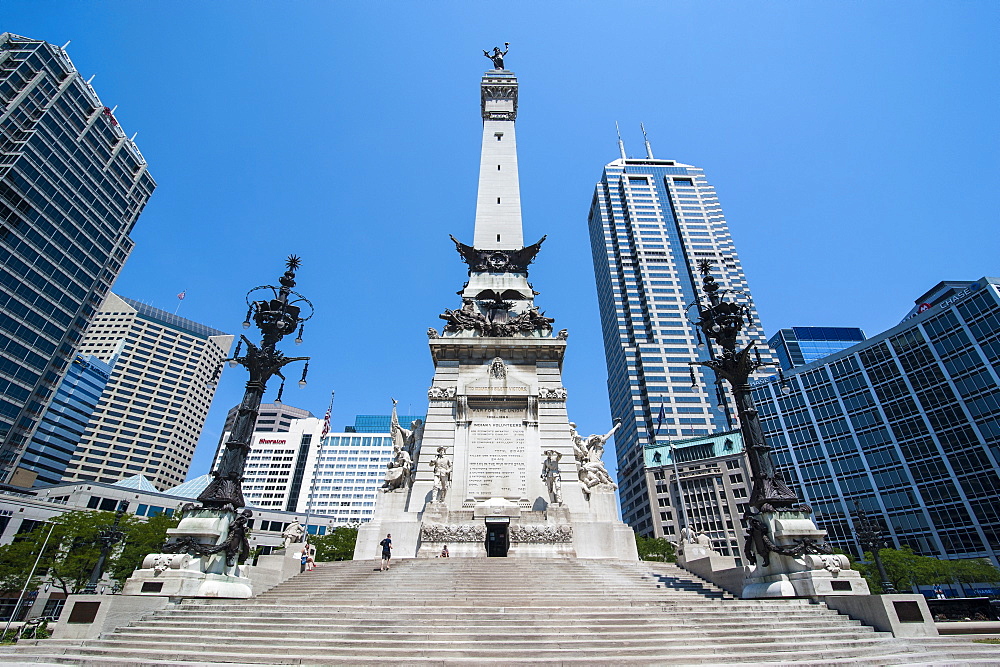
[689, 260, 868, 597]
[356, 49, 637, 560]
[123, 257, 314, 598]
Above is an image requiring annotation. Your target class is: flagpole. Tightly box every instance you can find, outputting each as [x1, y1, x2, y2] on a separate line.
[653, 405, 691, 541]
[303, 390, 334, 536]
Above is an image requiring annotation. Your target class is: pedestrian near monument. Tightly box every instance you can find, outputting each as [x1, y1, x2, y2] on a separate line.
[440, 545, 450, 558]
[380, 533, 392, 571]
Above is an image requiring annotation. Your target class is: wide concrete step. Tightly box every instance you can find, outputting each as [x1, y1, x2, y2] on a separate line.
[18, 637, 911, 660]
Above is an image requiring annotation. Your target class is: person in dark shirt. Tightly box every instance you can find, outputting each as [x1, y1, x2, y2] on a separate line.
[379, 533, 392, 571]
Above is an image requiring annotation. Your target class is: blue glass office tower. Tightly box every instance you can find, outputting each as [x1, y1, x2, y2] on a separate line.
[588, 150, 774, 534]
[0, 34, 155, 484]
[769, 327, 867, 371]
[349, 415, 424, 433]
[751, 277, 1000, 565]
[19, 354, 112, 486]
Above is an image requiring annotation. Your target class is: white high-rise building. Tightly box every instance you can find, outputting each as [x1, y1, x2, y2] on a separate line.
[587, 151, 775, 535]
[62, 293, 232, 490]
[223, 417, 394, 524]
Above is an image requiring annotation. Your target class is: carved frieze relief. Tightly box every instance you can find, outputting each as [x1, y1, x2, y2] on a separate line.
[427, 386, 457, 400]
[537, 387, 567, 401]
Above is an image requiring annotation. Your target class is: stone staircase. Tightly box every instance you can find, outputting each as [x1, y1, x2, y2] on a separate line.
[4, 558, 1000, 665]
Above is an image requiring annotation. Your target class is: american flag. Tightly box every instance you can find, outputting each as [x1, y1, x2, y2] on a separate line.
[177, 290, 186, 300]
[321, 408, 331, 439]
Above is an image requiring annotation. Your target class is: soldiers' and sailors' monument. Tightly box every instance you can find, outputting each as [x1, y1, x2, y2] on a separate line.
[355, 47, 637, 560]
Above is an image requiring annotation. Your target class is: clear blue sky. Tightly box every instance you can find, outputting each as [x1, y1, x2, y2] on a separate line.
[5, 2, 998, 481]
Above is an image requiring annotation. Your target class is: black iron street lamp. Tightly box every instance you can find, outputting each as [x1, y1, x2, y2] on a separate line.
[687, 260, 825, 566]
[197, 256, 313, 510]
[853, 503, 896, 594]
[83, 500, 129, 594]
[687, 260, 803, 513]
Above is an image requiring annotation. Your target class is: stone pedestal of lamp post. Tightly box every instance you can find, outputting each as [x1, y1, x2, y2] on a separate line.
[741, 510, 870, 598]
[121, 508, 254, 598]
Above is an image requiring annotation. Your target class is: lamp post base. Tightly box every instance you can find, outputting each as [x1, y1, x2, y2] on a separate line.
[742, 511, 870, 598]
[121, 509, 253, 599]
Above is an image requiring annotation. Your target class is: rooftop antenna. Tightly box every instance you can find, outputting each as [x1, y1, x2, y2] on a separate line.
[641, 122, 654, 159]
[615, 121, 626, 160]
[60, 41, 71, 50]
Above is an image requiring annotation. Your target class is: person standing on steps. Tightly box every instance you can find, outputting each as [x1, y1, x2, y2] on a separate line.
[379, 533, 392, 571]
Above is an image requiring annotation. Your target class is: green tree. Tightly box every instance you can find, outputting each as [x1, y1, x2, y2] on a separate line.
[853, 547, 1000, 594]
[949, 559, 1000, 587]
[634, 533, 676, 562]
[310, 526, 358, 561]
[0, 509, 181, 597]
[0, 537, 52, 594]
[110, 512, 180, 583]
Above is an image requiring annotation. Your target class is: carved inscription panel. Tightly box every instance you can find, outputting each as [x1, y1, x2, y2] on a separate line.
[467, 407, 526, 499]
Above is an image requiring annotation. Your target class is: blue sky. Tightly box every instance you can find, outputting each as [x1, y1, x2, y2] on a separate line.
[5, 2, 998, 481]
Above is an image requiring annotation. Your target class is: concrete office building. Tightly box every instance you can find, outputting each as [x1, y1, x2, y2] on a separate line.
[751, 277, 1000, 565]
[587, 147, 774, 534]
[769, 327, 867, 371]
[0, 33, 156, 484]
[61, 293, 232, 490]
[19, 354, 112, 487]
[643, 430, 750, 564]
[222, 402, 314, 435]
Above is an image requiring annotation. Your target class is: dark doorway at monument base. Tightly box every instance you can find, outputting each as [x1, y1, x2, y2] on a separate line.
[486, 521, 509, 557]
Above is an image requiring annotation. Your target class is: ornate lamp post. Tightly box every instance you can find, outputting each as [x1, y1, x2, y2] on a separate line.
[853, 503, 896, 594]
[127, 257, 314, 598]
[687, 260, 805, 515]
[686, 260, 868, 597]
[84, 500, 129, 594]
[197, 255, 313, 509]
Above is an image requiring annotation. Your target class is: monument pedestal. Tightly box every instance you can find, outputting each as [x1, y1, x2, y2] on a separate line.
[742, 511, 869, 598]
[121, 509, 252, 599]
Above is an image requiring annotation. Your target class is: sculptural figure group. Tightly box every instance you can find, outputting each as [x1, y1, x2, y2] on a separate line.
[383, 399, 423, 492]
[570, 420, 620, 491]
[439, 298, 554, 337]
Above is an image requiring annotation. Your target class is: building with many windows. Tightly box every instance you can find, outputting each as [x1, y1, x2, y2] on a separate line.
[220, 416, 395, 524]
[769, 327, 867, 371]
[18, 354, 112, 487]
[587, 149, 774, 534]
[346, 414, 424, 433]
[643, 430, 750, 564]
[0, 33, 156, 484]
[61, 293, 232, 490]
[751, 277, 1000, 565]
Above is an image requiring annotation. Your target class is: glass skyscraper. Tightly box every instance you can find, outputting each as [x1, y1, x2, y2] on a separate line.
[769, 327, 867, 371]
[19, 354, 111, 487]
[0, 33, 155, 484]
[588, 152, 774, 533]
[751, 277, 1000, 565]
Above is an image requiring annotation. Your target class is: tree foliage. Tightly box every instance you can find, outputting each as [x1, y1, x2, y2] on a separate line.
[310, 526, 358, 561]
[634, 533, 676, 562]
[853, 546, 1000, 594]
[0, 509, 179, 596]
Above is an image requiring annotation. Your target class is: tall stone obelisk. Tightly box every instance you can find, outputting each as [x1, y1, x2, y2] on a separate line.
[355, 50, 637, 560]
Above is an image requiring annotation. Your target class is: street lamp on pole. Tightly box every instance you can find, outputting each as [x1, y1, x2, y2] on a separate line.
[686, 259, 829, 567]
[853, 502, 896, 594]
[83, 500, 129, 594]
[197, 255, 314, 510]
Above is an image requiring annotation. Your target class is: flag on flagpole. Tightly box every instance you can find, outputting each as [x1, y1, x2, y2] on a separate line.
[177, 290, 186, 300]
[656, 405, 666, 429]
[321, 408, 331, 439]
